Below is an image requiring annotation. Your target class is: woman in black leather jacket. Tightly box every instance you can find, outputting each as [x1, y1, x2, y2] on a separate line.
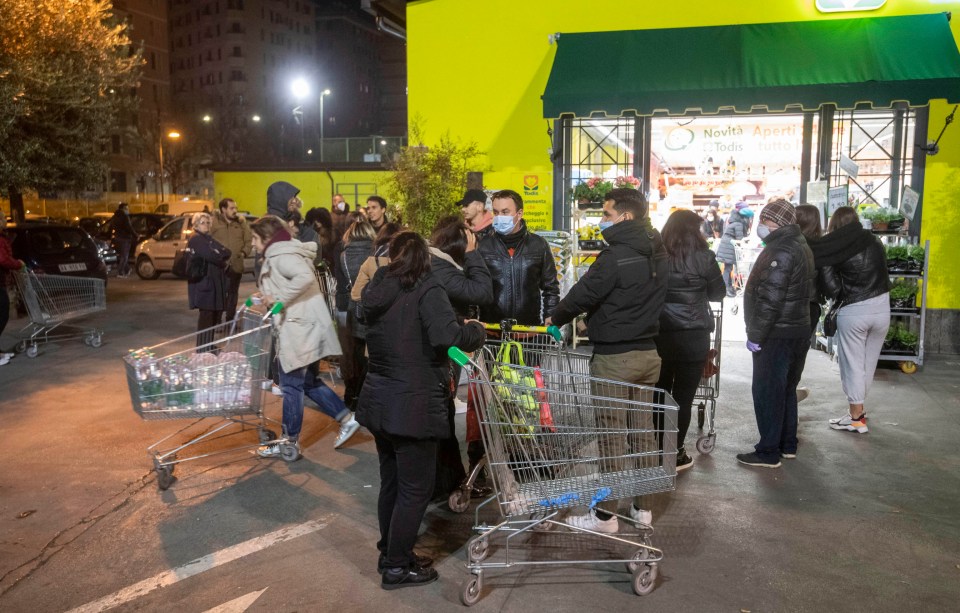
[655, 210, 726, 470]
[817, 206, 890, 434]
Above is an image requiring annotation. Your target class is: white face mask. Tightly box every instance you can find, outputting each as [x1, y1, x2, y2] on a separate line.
[757, 224, 773, 240]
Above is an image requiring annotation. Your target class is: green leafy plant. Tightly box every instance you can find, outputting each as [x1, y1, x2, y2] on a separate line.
[385, 120, 484, 235]
[885, 323, 900, 343]
[896, 326, 919, 349]
[862, 207, 904, 223]
[908, 244, 925, 262]
[889, 280, 918, 301]
[572, 176, 639, 203]
[885, 245, 908, 261]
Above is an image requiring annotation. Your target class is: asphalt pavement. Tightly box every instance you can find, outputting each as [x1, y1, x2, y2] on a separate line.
[0, 278, 958, 612]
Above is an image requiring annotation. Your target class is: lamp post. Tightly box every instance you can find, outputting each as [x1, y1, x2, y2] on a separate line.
[291, 78, 309, 161]
[157, 130, 181, 204]
[320, 88, 331, 162]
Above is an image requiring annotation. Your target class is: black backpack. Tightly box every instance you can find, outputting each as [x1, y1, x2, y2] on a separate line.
[173, 248, 207, 282]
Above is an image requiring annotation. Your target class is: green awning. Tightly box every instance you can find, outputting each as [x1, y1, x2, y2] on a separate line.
[542, 13, 960, 118]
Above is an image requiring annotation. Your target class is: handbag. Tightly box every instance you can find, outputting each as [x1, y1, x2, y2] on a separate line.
[823, 299, 843, 337]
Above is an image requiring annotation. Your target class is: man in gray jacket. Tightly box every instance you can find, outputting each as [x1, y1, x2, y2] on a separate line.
[210, 197, 251, 322]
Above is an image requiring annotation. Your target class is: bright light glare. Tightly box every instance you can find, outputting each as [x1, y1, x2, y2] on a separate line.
[380, 140, 387, 145]
[307, 149, 313, 155]
[167, 131, 181, 139]
[202, 115, 211, 123]
[322, 88, 331, 96]
[252, 115, 261, 122]
[291, 78, 310, 100]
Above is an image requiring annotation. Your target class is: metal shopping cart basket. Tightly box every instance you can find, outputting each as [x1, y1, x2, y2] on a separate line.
[312, 262, 340, 382]
[448, 320, 586, 513]
[448, 343, 678, 605]
[730, 240, 764, 314]
[124, 304, 291, 490]
[693, 305, 723, 454]
[13, 269, 106, 357]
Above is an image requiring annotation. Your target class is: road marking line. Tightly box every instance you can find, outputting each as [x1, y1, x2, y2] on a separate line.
[66, 520, 327, 613]
[202, 588, 268, 613]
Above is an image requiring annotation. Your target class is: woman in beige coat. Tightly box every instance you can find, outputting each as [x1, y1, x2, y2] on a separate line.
[251, 216, 360, 458]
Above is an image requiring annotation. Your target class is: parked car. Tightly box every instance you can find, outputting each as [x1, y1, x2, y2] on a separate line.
[77, 212, 171, 262]
[6, 223, 109, 282]
[135, 214, 255, 280]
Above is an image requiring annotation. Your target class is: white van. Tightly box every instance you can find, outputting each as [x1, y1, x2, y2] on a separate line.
[154, 200, 213, 216]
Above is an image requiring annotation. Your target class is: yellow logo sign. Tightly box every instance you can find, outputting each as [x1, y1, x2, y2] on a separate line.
[523, 175, 539, 195]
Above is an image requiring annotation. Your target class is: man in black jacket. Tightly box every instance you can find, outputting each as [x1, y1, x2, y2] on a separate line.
[738, 199, 815, 469]
[477, 189, 559, 325]
[108, 202, 138, 277]
[547, 188, 668, 533]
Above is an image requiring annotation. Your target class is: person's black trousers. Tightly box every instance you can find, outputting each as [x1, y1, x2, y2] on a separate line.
[373, 430, 437, 569]
[751, 336, 809, 462]
[222, 268, 243, 322]
[0, 285, 10, 351]
[196, 309, 221, 350]
[656, 359, 704, 450]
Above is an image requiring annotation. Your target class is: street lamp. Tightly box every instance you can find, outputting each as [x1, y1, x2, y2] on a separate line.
[291, 78, 310, 159]
[157, 130, 181, 204]
[202, 115, 211, 123]
[320, 88, 331, 162]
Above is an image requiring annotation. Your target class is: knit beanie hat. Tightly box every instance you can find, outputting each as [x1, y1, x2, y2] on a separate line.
[735, 201, 749, 210]
[760, 199, 797, 227]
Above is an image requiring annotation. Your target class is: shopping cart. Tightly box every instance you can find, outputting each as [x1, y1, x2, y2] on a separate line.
[693, 305, 723, 454]
[124, 303, 291, 490]
[448, 343, 678, 605]
[730, 240, 764, 314]
[448, 320, 586, 513]
[312, 262, 340, 383]
[13, 269, 106, 357]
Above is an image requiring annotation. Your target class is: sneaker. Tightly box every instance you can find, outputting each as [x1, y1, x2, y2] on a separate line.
[0, 352, 14, 359]
[270, 383, 283, 397]
[0, 357, 9, 366]
[261, 380, 274, 390]
[781, 451, 797, 459]
[629, 505, 653, 527]
[564, 510, 619, 534]
[796, 387, 810, 402]
[377, 553, 433, 574]
[676, 448, 694, 472]
[257, 443, 282, 458]
[736, 452, 782, 468]
[381, 566, 439, 590]
[831, 414, 868, 433]
[334, 416, 360, 448]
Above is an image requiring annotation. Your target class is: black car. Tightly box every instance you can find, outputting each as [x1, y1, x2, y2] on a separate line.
[77, 213, 172, 260]
[7, 223, 108, 282]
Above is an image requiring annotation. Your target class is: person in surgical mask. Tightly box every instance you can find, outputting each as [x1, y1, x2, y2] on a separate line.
[474, 189, 559, 326]
[701, 205, 724, 239]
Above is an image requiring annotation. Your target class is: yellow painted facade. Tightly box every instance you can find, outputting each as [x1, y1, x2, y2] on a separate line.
[213, 170, 390, 215]
[407, 0, 960, 308]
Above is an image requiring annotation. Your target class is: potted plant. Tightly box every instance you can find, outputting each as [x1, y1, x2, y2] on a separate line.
[907, 244, 925, 272]
[889, 280, 918, 311]
[861, 207, 903, 231]
[885, 244, 909, 272]
[883, 322, 902, 352]
[572, 176, 639, 210]
[896, 326, 919, 354]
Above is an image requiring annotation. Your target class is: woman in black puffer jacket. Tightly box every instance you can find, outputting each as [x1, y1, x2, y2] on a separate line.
[428, 215, 494, 499]
[655, 210, 726, 470]
[333, 217, 374, 409]
[715, 204, 754, 297]
[358, 232, 485, 588]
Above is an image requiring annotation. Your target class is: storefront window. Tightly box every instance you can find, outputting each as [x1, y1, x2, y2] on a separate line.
[563, 116, 636, 190]
[827, 108, 915, 209]
[650, 114, 815, 216]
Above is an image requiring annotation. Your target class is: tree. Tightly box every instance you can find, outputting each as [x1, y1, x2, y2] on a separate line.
[0, 0, 142, 220]
[385, 120, 484, 235]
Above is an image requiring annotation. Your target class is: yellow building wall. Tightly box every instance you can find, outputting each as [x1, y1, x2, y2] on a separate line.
[213, 170, 390, 216]
[408, 0, 960, 308]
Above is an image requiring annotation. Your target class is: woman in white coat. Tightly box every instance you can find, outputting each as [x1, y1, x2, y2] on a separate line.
[251, 215, 360, 457]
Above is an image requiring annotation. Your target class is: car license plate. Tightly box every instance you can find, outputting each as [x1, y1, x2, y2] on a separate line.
[59, 263, 87, 272]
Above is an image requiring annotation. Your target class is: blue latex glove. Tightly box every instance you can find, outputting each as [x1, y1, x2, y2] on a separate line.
[746, 340, 762, 353]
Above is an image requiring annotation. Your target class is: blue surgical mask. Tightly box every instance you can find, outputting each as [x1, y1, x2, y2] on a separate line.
[598, 213, 625, 234]
[757, 224, 772, 240]
[492, 215, 516, 235]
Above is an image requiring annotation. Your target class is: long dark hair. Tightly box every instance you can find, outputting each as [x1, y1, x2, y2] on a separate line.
[388, 231, 431, 289]
[373, 222, 402, 251]
[827, 206, 859, 233]
[661, 209, 707, 262]
[795, 204, 822, 239]
[430, 215, 469, 265]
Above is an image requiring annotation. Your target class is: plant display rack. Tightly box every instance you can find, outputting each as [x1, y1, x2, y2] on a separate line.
[570, 205, 605, 346]
[878, 238, 928, 374]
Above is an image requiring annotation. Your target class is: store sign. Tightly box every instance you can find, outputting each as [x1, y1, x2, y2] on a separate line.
[816, 0, 887, 13]
[901, 186, 919, 222]
[523, 174, 540, 197]
[839, 154, 860, 179]
[828, 185, 849, 214]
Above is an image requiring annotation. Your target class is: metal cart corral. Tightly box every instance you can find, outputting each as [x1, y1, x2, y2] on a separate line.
[124, 306, 292, 490]
[449, 344, 678, 605]
[694, 305, 723, 454]
[13, 269, 106, 357]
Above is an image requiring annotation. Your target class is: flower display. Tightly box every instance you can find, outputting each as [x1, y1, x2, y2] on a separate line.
[572, 176, 640, 203]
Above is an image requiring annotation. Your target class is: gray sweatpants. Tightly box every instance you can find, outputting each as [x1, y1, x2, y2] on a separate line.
[836, 294, 890, 404]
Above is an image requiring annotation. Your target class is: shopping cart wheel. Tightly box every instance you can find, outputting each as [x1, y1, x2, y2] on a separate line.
[15, 340, 27, 353]
[460, 577, 483, 607]
[25, 345, 39, 358]
[448, 488, 471, 513]
[632, 565, 657, 596]
[696, 435, 716, 455]
[899, 361, 918, 374]
[697, 402, 706, 430]
[258, 429, 278, 444]
[90, 335, 103, 348]
[626, 547, 651, 573]
[467, 537, 489, 563]
[156, 465, 175, 491]
[280, 443, 301, 462]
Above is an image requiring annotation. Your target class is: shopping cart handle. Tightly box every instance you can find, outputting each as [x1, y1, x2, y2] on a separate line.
[269, 302, 283, 315]
[546, 325, 562, 342]
[448, 346, 470, 366]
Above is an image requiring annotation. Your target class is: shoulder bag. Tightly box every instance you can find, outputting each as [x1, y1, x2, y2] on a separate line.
[823, 279, 845, 337]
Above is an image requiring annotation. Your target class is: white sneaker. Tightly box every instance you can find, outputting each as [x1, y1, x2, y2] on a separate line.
[270, 383, 283, 397]
[257, 443, 282, 458]
[1, 352, 14, 359]
[796, 386, 810, 402]
[564, 510, 619, 534]
[828, 413, 853, 426]
[0, 357, 9, 366]
[630, 505, 653, 527]
[261, 380, 273, 390]
[334, 416, 360, 448]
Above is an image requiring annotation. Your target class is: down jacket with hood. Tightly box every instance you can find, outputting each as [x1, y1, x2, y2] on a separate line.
[716, 209, 752, 264]
[258, 238, 341, 372]
[550, 218, 669, 354]
[428, 247, 493, 318]
[266, 181, 299, 219]
[356, 267, 485, 439]
[743, 224, 815, 344]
